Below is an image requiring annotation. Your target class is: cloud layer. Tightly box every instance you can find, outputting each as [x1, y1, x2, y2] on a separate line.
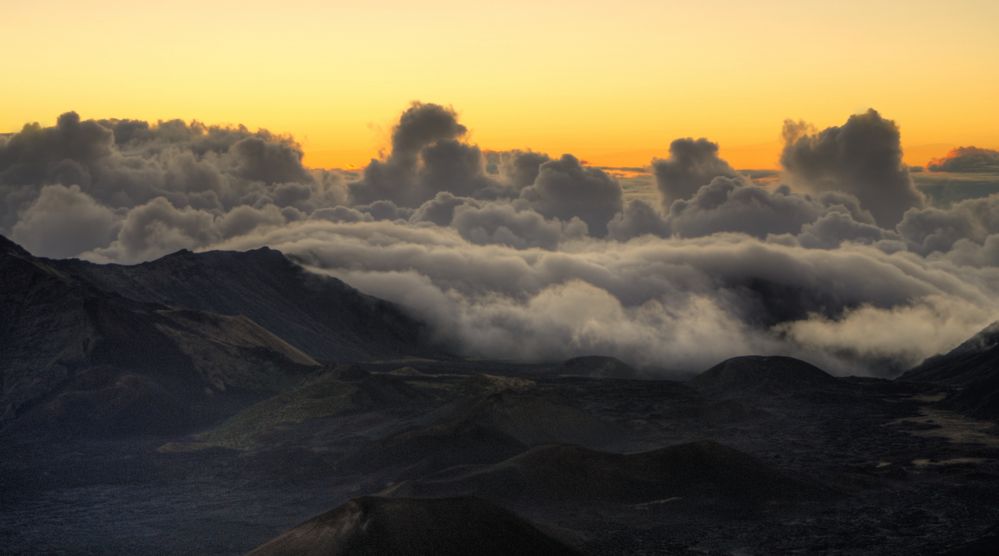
[2, 104, 998, 375]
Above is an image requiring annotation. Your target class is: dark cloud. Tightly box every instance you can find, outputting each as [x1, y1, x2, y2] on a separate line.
[780, 109, 925, 227]
[95, 197, 220, 262]
[607, 199, 669, 241]
[520, 154, 623, 236]
[0, 112, 113, 187]
[11, 184, 119, 258]
[927, 146, 999, 173]
[0, 111, 345, 259]
[410, 192, 477, 226]
[495, 150, 551, 190]
[665, 178, 823, 239]
[451, 202, 586, 249]
[310, 206, 372, 223]
[652, 138, 742, 208]
[793, 209, 894, 249]
[228, 136, 312, 184]
[897, 194, 999, 256]
[348, 102, 499, 207]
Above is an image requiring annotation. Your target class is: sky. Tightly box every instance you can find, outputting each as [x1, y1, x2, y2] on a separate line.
[3, 0, 999, 170]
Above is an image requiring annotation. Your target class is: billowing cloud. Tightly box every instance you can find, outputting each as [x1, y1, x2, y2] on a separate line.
[11, 184, 119, 258]
[520, 154, 623, 236]
[607, 199, 670, 241]
[927, 147, 999, 173]
[348, 102, 499, 207]
[780, 109, 925, 227]
[207, 218, 998, 375]
[652, 138, 742, 208]
[493, 150, 551, 190]
[0, 111, 344, 259]
[897, 194, 999, 256]
[451, 202, 587, 249]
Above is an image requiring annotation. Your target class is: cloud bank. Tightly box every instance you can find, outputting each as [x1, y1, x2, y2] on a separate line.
[2, 104, 998, 375]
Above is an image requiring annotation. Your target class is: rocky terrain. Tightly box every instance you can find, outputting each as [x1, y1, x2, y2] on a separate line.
[3, 235, 999, 555]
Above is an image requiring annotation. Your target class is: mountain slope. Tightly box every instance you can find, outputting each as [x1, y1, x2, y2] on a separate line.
[247, 496, 581, 556]
[903, 322, 999, 386]
[690, 355, 841, 399]
[903, 322, 999, 419]
[0, 235, 317, 434]
[59, 247, 429, 362]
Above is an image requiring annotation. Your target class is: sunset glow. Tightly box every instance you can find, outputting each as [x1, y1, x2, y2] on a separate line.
[3, 0, 998, 169]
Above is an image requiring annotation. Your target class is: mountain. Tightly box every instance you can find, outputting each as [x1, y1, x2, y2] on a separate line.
[690, 355, 841, 399]
[59, 246, 429, 362]
[0, 235, 432, 435]
[247, 496, 581, 556]
[902, 322, 999, 419]
[384, 440, 824, 506]
[903, 322, 999, 386]
[555, 355, 638, 379]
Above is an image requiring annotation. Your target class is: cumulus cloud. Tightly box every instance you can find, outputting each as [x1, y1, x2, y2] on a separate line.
[0, 111, 345, 259]
[493, 150, 551, 190]
[666, 178, 822, 239]
[897, 194, 999, 256]
[11, 184, 119, 258]
[451, 202, 588, 249]
[520, 154, 623, 236]
[348, 102, 500, 207]
[652, 138, 743, 208]
[927, 146, 999, 173]
[780, 109, 925, 227]
[607, 199, 670, 241]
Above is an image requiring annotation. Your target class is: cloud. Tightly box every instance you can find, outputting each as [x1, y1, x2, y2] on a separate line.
[0, 111, 347, 259]
[11, 184, 119, 258]
[607, 199, 670, 241]
[779, 294, 993, 370]
[793, 208, 894, 249]
[652, 138, 742, 208]
[927, 147, 999, 173]
[451, 202, 587, 249]
[780, 109, 924, 227]
[666, 178, 822, 239]
[519, 154, 623, 236]
[897, 194, 999, 255]
[93, 197, 221, 262]
[0, 112, 113, 188]
[207, 218, 998, 375]
[348, 102, 500, 207]
[4, 103, 999, 375]
[492, 150, 551, 190]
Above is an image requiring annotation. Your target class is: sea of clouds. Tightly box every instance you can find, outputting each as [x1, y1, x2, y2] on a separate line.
[3, 104, 999, 375]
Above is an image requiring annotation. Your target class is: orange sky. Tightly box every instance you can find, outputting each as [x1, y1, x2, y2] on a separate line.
[2, 0, 998, 170]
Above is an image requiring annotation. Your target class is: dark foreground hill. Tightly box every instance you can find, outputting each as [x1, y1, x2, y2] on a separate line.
[690, 355, 841, 398]
[247, 496, 581, 556]
[385, 440, 823, 507]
